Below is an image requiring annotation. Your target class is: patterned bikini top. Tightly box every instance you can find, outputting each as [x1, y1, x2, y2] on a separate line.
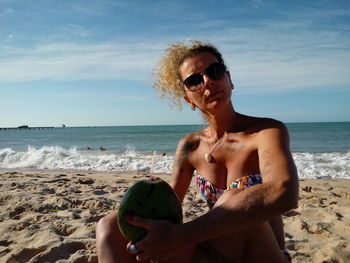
[196, 174, 262, 207]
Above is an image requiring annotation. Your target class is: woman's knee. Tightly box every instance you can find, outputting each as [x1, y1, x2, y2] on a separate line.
[243, 222, 285, 262]
[96, 212, 134, 263]
[96, 212, 119, 241]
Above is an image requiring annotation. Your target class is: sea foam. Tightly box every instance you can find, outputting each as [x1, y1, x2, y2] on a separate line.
[0, 146, 172, 174]
[0, 146, 349, 179]
[293, 152, 350, 179]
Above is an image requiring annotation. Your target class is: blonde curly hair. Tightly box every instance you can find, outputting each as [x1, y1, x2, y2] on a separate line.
[152, 40, 225, 109]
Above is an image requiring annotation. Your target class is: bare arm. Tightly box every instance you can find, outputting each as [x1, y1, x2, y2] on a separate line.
[177, 122, 299, 245]
[169, 135, 196, 202]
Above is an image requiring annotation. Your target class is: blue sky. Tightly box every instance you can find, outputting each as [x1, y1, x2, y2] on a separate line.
[1, 0, 349, 127]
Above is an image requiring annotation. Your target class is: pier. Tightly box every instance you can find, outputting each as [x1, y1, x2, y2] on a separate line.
[0, 126, 58, 130]
[0, 125, 93, 131]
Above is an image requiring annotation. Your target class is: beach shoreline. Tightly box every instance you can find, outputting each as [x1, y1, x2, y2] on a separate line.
[0, 170, 349, 263]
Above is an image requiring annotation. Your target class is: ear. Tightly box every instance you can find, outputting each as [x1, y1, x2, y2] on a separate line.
[183, 95, 196, 111]
[183, 95, 191, 104]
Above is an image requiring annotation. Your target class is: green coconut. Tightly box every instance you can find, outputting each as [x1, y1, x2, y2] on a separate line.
[117, 177, 183, 242]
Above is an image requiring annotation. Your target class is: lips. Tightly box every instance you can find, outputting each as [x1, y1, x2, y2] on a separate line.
[206, 90, 223, 101]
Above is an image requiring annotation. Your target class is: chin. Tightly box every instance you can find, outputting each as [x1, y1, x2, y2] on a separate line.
[206, 101, 224, 110]
[208, 95, 229, 105]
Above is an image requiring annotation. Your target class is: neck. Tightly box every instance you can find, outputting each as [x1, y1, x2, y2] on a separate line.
[203, 102, 241, 139]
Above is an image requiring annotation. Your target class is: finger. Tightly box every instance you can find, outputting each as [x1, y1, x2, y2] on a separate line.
[126, 241, 132, 251]
[136, 252, 151, 262]
[136, 252, 163, 263]
[127, 242, 144, 256]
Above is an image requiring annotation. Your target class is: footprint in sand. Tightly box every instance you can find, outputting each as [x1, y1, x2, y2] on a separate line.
[285, 232, 293, 239]
[302, 186, 312, 192]
[26, 241, 88, 262]
[335, 212, 344, 220]
[53, 222, 78, 237]
[332, 192, 341, 197]
[285, 238, 314, 263]
[9, 205, 27, 220]
[0, 240, 12, 247]
[40, 188, 56, 195]
[0, 241, 12, 258]
[115, 179, 127, 184]
[44, 178, 71, 185]
[78, 178, 94, 185]
[92, 190, 108, 195]
[283, 210, 301, 217]
[294, 252, 311, 259]
[9, 247, 47, 263]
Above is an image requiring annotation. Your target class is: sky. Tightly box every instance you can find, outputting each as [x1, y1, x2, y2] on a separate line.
[1, 0, 349, 127]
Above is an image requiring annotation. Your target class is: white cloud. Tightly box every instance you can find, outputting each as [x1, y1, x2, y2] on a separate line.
[0, 41, 162, 82]
[206, 14, 350, 93]
[0, 2, 349, 94]
[226, 49, 350, 93]
[60, 24, 91, 38]
[1, 31, 349, 95]
[52, 90, 150, 104]
[0, 7, 14, 17]
[250, 0, 265, 9]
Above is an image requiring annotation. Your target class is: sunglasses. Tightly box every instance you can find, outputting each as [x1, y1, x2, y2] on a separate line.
[183, 62, 227, 91]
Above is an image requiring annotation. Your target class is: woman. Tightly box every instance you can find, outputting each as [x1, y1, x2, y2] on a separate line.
[96, 41, 298, 263]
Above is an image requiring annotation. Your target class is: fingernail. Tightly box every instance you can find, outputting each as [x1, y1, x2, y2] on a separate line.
[125, 216, 134, 222]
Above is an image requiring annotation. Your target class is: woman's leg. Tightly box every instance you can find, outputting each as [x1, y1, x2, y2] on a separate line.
[191, 187, 287, 263]
[96, 212, 136, 263]
[242, 222, 286, 263]
[269, 215, 286, 250]
[201, 222, 285, 263]
[187, 223, 282, 263]
[185, 221, 286, 263]
[96, 213, 285, 263]
[96, 212, 196, 263]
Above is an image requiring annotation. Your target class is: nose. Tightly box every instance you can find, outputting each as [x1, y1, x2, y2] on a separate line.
[202, 74, 215, 90]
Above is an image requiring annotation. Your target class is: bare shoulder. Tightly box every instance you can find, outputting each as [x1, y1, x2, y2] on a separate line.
[173, 130, 203, 172]
[242, 115, 284, 130]
[236, 115, 290, 152]
[175, 130, 203, 154]
[256, 118, 289, 145]
[241, 115, 288, 140]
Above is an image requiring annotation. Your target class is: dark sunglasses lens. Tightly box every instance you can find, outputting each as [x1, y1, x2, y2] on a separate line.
[184, 74, 203, 88]
[206, 63, 226, 80]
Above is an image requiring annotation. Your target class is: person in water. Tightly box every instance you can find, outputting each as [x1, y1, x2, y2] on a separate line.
[96, 40, 298, 263]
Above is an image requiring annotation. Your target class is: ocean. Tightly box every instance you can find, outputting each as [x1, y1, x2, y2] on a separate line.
[0, 122, 349, 179]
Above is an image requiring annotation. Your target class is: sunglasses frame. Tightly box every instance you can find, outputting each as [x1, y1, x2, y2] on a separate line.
[183, 62, 227, 92]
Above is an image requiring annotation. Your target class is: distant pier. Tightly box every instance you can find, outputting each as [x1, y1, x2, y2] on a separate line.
[0, 125, 58, 130]
[0, 125, 94, 131]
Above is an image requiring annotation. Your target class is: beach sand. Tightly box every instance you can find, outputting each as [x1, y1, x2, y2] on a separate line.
[0, 171, 349, 263]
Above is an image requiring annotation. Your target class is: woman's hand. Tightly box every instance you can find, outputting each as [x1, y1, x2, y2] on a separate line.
[126, 216, 184, 262]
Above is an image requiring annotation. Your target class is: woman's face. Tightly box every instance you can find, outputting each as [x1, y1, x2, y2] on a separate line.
[179, 52, 233, 112]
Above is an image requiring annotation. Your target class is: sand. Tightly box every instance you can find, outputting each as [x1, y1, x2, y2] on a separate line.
[0, 170, 349, 263]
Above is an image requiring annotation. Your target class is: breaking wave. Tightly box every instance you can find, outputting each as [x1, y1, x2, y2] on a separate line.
[0, 146, 349, 179]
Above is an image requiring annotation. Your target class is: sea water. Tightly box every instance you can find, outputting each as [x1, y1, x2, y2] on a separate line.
[0, 123, 349, 179]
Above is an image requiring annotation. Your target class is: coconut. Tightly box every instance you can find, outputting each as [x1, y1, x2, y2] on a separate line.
[117, 177, 183, 242]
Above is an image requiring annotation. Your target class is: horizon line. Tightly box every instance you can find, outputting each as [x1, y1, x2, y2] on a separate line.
[1, 120, 350, 129]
